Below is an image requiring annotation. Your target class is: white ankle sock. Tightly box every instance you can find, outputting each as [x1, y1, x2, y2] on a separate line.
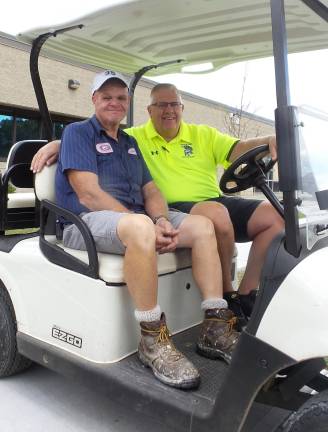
[201, 298, 228, 311]
[134, 305, 161, 322]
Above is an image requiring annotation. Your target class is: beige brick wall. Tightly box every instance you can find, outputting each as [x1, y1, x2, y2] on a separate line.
[0, 36, 276, 187]
[0, 36, 274, 137]
[0, 41, 96, 118]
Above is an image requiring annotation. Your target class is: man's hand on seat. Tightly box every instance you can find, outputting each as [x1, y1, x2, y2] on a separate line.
[31, 140, 61, 173]
[155, 219, 179, 254]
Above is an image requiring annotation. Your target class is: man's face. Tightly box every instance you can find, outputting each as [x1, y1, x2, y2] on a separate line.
[92, 81, 129, 127]
[147, 88, 184, 138]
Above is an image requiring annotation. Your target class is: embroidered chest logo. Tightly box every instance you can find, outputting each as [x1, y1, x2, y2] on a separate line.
[181, 143, 194, 157]
[96, 143, 113, 154]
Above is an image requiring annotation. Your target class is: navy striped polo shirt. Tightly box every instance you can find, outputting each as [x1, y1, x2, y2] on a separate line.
[55, 115, 152, 215]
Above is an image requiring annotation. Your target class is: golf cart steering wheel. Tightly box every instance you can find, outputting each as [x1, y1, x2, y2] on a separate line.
[219, 144, 276, 194]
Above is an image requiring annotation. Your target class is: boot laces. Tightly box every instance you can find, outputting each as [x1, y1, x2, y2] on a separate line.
[141, 324, 183, 361]
[157, 325, 184, 362]
[205, 316, 237, 334]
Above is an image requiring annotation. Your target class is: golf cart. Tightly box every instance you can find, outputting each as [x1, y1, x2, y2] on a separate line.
[1, 0, 328, 431]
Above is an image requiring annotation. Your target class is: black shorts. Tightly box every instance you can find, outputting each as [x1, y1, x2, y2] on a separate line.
[170, 196, 262, 242]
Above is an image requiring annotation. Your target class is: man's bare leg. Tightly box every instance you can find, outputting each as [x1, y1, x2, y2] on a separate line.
[118, 213, 200, 389]
[177, 214, 239, 362]
[117, 214, 158, 310]
[176, 214, 223, 299]
[239, 202, 284, 295]
[190, 202, 235, 293]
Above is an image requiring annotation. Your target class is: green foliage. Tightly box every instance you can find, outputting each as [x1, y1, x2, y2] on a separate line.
[5, 228, 39, 235]
[8, 183, 16, 193]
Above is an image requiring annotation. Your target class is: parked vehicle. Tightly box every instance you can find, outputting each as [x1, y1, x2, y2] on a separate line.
[1, 1, 328, 431]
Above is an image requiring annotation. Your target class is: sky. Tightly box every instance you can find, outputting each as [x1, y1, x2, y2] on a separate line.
[1, 0, 327, 120]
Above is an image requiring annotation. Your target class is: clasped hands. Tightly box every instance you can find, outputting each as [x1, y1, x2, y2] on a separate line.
[154, 219, 179, 254]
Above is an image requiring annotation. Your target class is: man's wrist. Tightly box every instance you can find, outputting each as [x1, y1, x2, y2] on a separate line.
[152, 214, 169, 225]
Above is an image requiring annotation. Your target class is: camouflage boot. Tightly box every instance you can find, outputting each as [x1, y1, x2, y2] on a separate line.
[239, 290, 258, 318]
[223, 291, 248, 331]
[197, 308, 240, 363]
[138, 313, 200, 389]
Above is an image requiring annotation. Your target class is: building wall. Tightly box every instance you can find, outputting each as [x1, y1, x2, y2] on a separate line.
[0, 38, 96, 118]
[0, 33, 274, 131]
[0, 33, 275, 190]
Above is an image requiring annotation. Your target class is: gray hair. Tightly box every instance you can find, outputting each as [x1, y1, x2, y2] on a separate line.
[150, 83, 182, 104]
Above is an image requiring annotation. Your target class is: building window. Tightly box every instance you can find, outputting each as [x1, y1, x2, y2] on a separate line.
[15, 117, 41, 143]
[0, 114, 14, 159]
[0, 107, 83, 161]
[53, 122, 66, 139]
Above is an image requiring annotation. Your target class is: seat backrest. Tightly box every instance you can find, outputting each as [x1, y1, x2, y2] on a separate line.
[5, 140, 48, 188]
[35, 163, 57, 202]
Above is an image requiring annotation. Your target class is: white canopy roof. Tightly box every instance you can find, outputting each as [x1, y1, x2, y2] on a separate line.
[18, 0, 328, 76]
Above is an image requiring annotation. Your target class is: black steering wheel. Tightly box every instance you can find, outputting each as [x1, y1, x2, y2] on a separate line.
[219, 144, 276, 194]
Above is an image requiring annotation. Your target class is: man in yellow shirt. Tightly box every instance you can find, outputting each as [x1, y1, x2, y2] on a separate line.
[31, 83, 284, 328]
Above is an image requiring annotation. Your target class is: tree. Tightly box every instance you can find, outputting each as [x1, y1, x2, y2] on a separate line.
[222, 64, 261, 139]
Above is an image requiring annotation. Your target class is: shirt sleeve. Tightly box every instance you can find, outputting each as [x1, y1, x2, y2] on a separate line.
[60, 123, 97, 174]
[211, 127, 239, 169]
[134, 142, 153, 186]
[141, 156, 153, 186]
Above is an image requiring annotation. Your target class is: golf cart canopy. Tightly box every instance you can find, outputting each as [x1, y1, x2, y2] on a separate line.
[18, 0, 328, 257]
[18, 0, 328, 76]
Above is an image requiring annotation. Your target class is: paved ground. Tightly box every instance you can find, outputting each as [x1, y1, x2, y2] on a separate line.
[0, 244, 251, 432]
[0, 364, 174, 432]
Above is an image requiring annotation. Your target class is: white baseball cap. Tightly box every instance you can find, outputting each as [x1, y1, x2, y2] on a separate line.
[91, 70, 129, 95]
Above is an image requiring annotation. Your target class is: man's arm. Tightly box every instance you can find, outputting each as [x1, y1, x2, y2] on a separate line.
[228, 135, 277, 163]
[142, 181, 169, 221]
[142, 181, 179, 253]
[68, 170, 131, 213]
[31, 140, 61, 173]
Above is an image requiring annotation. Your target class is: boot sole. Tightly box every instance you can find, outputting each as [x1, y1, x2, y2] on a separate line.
[138, 351, 200, 390]
[196, 344, 232, 364]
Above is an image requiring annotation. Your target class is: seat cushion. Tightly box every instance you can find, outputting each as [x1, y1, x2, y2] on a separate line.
[7, 192, 36, 209]
[64, 246, 192, 283]
[42, 236, 192, 283]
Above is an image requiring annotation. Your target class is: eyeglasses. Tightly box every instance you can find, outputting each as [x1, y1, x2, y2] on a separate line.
[150, 102, 183, 109]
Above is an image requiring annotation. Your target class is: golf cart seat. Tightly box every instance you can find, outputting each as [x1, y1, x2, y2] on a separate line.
[0, 140, 47, 233]
[35, 163, 193, 283]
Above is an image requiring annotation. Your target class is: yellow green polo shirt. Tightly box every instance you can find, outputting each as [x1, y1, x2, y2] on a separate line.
[125, 120, 237, 203]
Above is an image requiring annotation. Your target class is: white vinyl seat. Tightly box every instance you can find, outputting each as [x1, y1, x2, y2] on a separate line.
[5, 145, 36, 209]
[1, 140, 47, 232]
[35, 164, 192, 283]
[7, 192, 35, 209]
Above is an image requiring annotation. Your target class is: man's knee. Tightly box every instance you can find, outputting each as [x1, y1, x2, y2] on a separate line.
[261, 202, 284, 228]
[192, 201, 233, 235]
[248, 202, 284, 237]
[118, 214, 155, 247]
[183, 214, 216, 239]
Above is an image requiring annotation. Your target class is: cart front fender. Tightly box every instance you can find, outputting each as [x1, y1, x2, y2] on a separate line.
[256, 246, 328, 361]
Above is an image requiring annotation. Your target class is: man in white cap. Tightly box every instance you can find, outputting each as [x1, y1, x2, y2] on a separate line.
[54, 70, 239, 390]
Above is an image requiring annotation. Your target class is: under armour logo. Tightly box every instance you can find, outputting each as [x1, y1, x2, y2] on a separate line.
[151, 150, 159, 156]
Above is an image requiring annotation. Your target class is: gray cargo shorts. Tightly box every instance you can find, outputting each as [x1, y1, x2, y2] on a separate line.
[62, 210, 187, 255]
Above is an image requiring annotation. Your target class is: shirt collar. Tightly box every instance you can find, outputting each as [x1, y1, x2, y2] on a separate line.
[90, 115, 103, 134]
[145, 119, 192, 144]
[90, 115, 127, 139]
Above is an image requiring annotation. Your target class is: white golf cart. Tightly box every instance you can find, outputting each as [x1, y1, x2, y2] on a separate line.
[1, 1, 328, 431]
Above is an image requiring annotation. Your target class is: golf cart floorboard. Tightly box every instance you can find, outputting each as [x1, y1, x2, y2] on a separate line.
[18, 325, 290, 431]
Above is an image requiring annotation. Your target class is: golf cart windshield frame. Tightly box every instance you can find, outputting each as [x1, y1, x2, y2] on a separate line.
[271, 0, 327, 257]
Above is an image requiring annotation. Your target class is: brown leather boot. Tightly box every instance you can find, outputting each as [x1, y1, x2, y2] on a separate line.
[138, 313, 200, 389]
[197, 308, 240, 363]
